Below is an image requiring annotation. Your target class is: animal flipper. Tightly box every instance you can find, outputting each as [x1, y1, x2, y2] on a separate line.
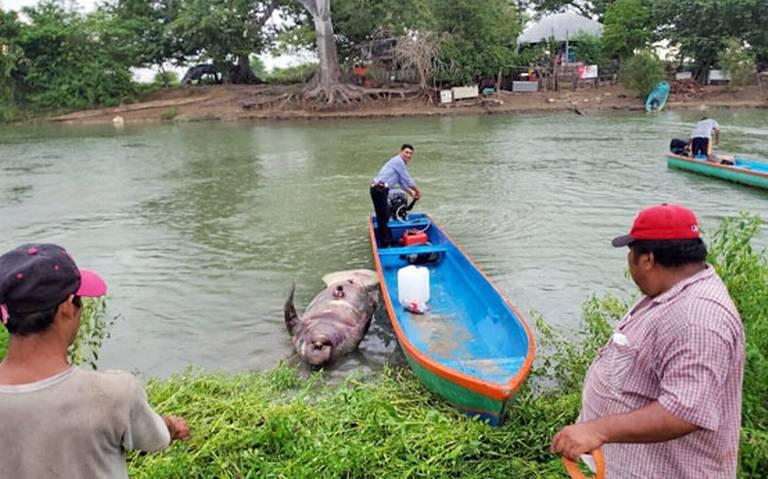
[284, 282, 299, 335]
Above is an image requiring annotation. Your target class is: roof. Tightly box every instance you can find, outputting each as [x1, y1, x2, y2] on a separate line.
[517, 12, 603, 45]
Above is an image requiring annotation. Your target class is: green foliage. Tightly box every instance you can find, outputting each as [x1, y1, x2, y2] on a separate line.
[170, 0, 278, 82]
[153, 70, 179, 87]
[67, 298, 118, 370]
[0, 325, 7, 360]
[16, 1, 137, 110]
[263, 63, 318, 84]
[602, 0, 651, 60]
[719, 38, 756, 90]
[620, 49, 666, 96]
[432, 0, 522, 84]
[652, 0, 764, 80]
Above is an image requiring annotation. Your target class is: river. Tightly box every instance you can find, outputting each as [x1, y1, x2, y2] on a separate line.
[1, 108, 766, 377]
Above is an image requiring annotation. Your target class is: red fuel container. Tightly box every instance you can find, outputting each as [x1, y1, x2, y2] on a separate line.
[401, 229, 428, 246]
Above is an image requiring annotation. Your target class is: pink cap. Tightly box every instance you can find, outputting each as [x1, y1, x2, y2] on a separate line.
[77, 269, 107, 297]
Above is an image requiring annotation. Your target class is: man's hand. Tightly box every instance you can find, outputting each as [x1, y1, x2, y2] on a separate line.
[163, 415, 190, 441]
[551, 421, 606, 461]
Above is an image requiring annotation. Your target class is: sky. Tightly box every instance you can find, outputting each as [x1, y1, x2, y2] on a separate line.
[1, 0, 311, 81]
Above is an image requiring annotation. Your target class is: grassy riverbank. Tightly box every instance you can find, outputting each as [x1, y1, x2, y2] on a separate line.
[1, 215, 766, 477]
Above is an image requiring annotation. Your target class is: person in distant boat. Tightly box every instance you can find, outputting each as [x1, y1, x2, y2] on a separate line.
[370, 144, 422, 248]
[689, 117, 720, 161]
[0, 243, 189, 478]
[551, 204, 744, 479]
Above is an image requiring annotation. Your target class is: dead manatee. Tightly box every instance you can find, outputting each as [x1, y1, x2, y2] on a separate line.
[284, 269, 380, 367]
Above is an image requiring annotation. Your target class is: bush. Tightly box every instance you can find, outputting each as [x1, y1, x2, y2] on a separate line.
[153, 70, 179, 87]
[620, 49, 666, 96]
[719, 38, 756, 90]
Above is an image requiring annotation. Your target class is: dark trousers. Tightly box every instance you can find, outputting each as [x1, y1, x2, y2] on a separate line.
[370, 185, 391, 247]
[691, 137, 710, 157]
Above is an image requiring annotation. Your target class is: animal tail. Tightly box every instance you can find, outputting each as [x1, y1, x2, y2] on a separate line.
[284, 282, 299, 335]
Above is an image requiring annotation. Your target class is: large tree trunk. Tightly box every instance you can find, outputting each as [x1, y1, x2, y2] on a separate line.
[298, 0, 360, 104]
[229, 54, 262, 85]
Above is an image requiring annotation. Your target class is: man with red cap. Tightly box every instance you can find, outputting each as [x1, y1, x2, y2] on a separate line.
[0, 243, 189, 478]
[551, 205, 744, 478]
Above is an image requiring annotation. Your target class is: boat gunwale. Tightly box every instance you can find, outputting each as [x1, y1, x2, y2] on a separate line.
[666, 153, 768, 179]
[369, 214, 535, 403]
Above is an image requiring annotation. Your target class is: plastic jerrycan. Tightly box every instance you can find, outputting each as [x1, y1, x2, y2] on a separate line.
[397, 265, 430, 311]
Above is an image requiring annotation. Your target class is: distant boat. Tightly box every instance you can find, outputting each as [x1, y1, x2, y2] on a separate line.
[369, 213, 535, 425]
[645, 81, 670, 112]
[667, 153, 768, 189]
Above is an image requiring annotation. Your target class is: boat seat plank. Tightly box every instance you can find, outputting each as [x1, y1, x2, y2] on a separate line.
[378, 245, 450, 256]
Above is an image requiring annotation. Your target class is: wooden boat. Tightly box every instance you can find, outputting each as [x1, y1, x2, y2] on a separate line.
[645, 81, 670, 112]
[369, 213, 535, 425]
[667, 153, 768, 190]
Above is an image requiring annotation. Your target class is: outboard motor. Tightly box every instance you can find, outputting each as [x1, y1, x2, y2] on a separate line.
[387, 189, 411, 221]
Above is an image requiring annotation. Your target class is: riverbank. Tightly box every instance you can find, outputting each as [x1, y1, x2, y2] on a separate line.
[2, 215, 766, 478]
[44, 83, 768, 125]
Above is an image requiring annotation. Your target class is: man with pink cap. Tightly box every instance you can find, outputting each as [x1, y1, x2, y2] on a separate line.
[551, 205, 744, 478]
[0, 243, 189, 478]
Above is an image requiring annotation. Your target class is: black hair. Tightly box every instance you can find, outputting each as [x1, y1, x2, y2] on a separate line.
[4, 307, 57, 336]
[630, 238, 708, 268]
[4, 296, 81, 336]
[401, 144, 414, 152]
[701, 116, 710, 121]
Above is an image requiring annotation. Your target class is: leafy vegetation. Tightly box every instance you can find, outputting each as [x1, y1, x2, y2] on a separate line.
[719, 39, 756, 91]
[620, 49, 666, 96]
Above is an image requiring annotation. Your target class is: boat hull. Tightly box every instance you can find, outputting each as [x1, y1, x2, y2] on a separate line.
[369, 214, 534, 425]
[646, 81, 670, 112]
[667, 153, 768, 190]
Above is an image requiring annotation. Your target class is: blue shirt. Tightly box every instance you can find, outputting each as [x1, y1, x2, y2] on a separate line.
[373, 154, 416, 189]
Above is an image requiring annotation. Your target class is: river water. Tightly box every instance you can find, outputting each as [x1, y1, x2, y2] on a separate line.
[1, 109, 766, 377]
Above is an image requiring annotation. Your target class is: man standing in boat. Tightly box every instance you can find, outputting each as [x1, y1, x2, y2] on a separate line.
[370, 144, 422, 247]
[689, 117, 720, 161]
[551, 204, 744, 478]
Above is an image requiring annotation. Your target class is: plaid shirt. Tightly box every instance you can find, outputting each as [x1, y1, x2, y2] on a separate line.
[580, 265, 744, 478]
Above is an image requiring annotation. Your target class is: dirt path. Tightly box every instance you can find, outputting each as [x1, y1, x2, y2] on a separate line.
[44, 83, 768, 125]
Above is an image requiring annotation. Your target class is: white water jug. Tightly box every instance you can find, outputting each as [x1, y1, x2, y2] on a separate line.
[397, 265, 430, 310]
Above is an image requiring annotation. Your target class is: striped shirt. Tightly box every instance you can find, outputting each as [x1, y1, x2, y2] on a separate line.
[373, 154, 416, 190]
[580, 264, 744, 478]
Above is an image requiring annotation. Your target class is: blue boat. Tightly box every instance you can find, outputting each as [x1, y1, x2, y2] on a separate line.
[369, 213, 535, 425]
[667, 153, 768, 190]
[645, 81, 670, 112]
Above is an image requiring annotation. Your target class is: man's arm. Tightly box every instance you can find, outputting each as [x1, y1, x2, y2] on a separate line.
[714, 128, 720, 145]
[551, 401, 699, 460]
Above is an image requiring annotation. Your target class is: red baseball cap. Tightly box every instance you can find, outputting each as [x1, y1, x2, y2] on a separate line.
[612, 204, 700, 247]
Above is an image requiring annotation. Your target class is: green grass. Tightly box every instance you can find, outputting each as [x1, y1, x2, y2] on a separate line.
[2, 214, 766, 478]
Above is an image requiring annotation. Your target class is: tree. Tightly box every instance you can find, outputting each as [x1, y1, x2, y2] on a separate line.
[432, 0, 522, 85]
[652, 0, 763, 81]
[601, 0, 651, 60]
[620, 49, 665, 96]
[719, 38, 755, 91]
[0, 9, 23, 121]
[172, 0, 279, 84]
[18, 1, 136, 109]
[296, 0, 353, 102]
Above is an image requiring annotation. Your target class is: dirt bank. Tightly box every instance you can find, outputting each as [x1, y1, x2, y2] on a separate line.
[46, 83, 768, 125]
